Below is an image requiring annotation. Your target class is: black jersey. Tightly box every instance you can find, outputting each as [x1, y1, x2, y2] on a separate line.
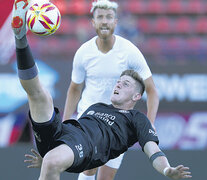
[78, 103, 159, 165]
[30, 104, 159, 173]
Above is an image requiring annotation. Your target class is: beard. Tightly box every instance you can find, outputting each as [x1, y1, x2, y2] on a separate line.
[96, 27, 115, 40]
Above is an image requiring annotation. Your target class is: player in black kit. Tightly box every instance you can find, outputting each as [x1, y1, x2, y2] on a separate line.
[15, 37, 192, 180]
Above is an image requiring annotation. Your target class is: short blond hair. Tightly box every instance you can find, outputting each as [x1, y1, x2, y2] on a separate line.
[90, 0, 118, 13]
[121, 70, 145, 95]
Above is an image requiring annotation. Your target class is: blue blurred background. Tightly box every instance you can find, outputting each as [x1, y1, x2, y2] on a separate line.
[0, 0, 207, 179]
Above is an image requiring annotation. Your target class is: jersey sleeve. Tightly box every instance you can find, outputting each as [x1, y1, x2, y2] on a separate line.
[127, 45, 152, 80]
[133, 112, 159, 150]
[71, 47, 86, 84]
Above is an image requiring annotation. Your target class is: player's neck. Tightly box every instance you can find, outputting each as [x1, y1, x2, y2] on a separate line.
[112, 102, 134, 111]
[96, 35, 115, 53]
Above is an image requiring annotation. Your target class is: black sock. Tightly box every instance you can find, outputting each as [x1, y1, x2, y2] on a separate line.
[16, 46, 35, 70]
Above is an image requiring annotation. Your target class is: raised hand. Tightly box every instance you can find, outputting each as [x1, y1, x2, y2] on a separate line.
[165, 165, 192, 179]
[24, 149, 42, 168]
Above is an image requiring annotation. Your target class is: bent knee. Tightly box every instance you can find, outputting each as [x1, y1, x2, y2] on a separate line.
[42, 145, 74, 172]
[42, 153, 62, 172]
[97, 165, 117, 180]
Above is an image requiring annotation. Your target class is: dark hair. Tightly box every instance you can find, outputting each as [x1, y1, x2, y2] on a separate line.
[120, 69, 145, 95]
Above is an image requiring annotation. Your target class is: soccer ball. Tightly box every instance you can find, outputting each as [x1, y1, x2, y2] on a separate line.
[26, 1, 61, 36]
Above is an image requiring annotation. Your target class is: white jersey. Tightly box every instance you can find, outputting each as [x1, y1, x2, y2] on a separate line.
[72, 35, 151, 117]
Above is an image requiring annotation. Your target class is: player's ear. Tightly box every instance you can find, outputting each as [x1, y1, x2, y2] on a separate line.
[132, 93, 141, 102]
[91, 18, 95, 28]
[114, 18, 118, 26]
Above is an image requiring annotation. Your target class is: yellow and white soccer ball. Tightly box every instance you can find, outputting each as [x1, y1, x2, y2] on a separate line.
[26, 1, 61, 36]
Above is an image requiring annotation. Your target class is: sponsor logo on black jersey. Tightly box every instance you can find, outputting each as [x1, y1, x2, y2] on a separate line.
[87, 111, 95, 115]
[149, 129, 157, 136]
[87, 110, 115, 126]
[118, 110, 130, 113]
[94, 112, 115, 126]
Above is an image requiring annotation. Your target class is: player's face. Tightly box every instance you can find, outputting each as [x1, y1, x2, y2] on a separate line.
[111, 75, 140, 108]
[92, 8, 117, 39]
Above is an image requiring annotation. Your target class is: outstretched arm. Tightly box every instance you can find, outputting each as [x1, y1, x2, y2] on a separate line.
[62, 81, 84, 121]
[144, 77, 159, 128]
[144, 141, 192, 179]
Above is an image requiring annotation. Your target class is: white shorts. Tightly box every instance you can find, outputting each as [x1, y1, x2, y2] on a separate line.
[104, 153, 124, 169]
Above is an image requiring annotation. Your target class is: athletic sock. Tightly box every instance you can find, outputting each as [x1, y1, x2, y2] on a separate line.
[16, 45, 34, 70]
[15, 39, 38, 80]
[77, 173, 95, 180]
[15, 35, 28, 49]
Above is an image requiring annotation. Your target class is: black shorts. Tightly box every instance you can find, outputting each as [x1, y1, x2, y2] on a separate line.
[30, 107, 93, 173]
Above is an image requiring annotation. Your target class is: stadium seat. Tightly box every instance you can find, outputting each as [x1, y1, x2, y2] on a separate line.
[125, 0, 146, 14]
[195, 17, 207, 33]
[187, 37, 201, 50]
[148, 38, 163, 49]
[153, 17, 171, 33]
[146, 0, 164, 14]
[162, 38, 188, 61]
[167, 38, 180, 50]
[166, 0, 183, 14]
[199, 37, 207, 60]
[146, 0, 165, 14]
[186, 0, 204, 14]
[185, 37, 204, 61]
[67, 0, 90, 15]
[174, 17, 191, 34]
[137, 18, 152, 33]
[200, 38, 207, 50]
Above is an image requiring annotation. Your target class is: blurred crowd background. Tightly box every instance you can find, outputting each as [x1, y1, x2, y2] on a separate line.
[0, 0, 207, 155]
[18, 0, 207, 64]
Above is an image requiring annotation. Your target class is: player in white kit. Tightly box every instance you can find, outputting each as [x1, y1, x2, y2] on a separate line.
[63, 0, 159, 180]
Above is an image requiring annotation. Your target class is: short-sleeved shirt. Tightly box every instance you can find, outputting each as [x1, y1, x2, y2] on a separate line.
[31, 103, 158, 173]
[78, 103, 159, 161]
[71, 35, 152, 117]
